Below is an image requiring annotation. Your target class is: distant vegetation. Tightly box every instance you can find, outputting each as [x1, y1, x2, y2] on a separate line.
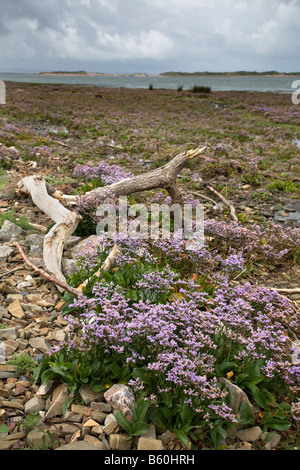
[191, 85, 211, 93]
[39, 70, 87, 74]
[161, 71, 300, 76]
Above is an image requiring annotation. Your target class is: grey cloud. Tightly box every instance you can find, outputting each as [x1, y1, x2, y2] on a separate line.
[0, 0, 299, 73]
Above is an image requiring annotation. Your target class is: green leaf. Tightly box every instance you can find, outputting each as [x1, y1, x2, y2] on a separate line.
[110, 363, 121, 378]
[173, 428, 190, 448]
[130, 422, 148, 436]
[268, 418, 291, 432]
[216, 426, 227, 440]
[162, 407, 173, 425]
[0, 424, 9, 433]
[100, 270, 113, 283]
[133, 399, 150, 423]
[248, 385, 267, 409]
[115, 410, 133, 434]
[180, 404, 194, 425]
[62, 396, 73, 414]
[239, 400, 255, 426]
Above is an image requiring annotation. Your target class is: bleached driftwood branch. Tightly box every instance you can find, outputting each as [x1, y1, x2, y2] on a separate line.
[16, 147, 207, 292]
[17, 175, 81, 291]
[60, 146, 207, 204]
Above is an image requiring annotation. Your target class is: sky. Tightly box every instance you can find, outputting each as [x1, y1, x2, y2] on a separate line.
[0, 0, 299, 74]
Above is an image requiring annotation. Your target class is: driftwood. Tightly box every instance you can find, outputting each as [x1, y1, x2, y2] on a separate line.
[16, 147, 207, 292]
[17, 175, 81, 291]
[206, 185, 238, 222]
[11, 242, 81, 297]
[60, 146, 207, 204]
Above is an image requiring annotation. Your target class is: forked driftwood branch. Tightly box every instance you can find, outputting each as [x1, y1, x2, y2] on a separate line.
[16, 147, 207, 292]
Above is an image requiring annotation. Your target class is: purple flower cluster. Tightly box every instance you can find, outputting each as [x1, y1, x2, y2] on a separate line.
[52, 254, 299, 424]
[74, 160, 133, 186]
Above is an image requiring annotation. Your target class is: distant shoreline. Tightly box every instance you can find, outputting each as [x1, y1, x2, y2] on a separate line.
[36, 71, 300, 77]
[37, 72, 160, 77]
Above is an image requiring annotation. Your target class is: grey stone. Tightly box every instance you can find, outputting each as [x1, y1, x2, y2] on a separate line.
[141, 423, 156, 440]
[91, 401, 111, 413]
[79, 384, 104, 405]
[236, 426, 263, 442]
[0, 327, 18, 340]
[90, 410, 106, 423]
[24, 396, 45, 414]
[262, 432, 281, 450]
[53, 422, 81, 436]
[157, 429, 176, 445]
[61, 259, 78, 277]
[0, 220, 25, 241]
[0, 245, 15, 261]
[45, 385, 69, 419]
[219, 378, 257, 418]
[29, 337, 51, 354]
[26, 429, 56, 449]
[25, 234, 44, 257]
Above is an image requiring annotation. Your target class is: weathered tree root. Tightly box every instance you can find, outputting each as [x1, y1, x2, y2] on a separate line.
[16, 147, 207, 290]
[11, 242, 81, 297]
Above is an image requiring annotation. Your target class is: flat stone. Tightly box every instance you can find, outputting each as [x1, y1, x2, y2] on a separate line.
[82, 419, 99, 428]
[53, 423, 80, 436]
[103, 416, 119, 435]
[46, 329, 66, 342]
[157, 429, 176, 445]
[262, 432, 281, 450]
[55, 441, 102, 450]
[109, 433, 131, 450]
[219, 378, 257, 417]
[237, 426, 262, 442]
[0, 220, 25, 241]
[79, 384, 104, 405]
[71, 404, 92, 416]
[0, 327, 18, 340]
[45, 386, 69, 419]
[90, 410, 106, 423]
[91, 401, 111, 413]
[83, 435, 107, 450]
[0, 245, 15, 261]
[26, 429, 56, 448]
[137, 437, 163, 450]
[29, 337, 51, 354]
[24, 396, 45, 414]
[0, 400, 24, 411]
[7, 300, 25, 319]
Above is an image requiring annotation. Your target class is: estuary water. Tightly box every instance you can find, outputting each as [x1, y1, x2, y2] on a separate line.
[0, 73, 298, 93]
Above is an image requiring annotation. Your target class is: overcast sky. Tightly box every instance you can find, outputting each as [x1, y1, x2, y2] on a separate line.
[0, 0, 299, 73]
